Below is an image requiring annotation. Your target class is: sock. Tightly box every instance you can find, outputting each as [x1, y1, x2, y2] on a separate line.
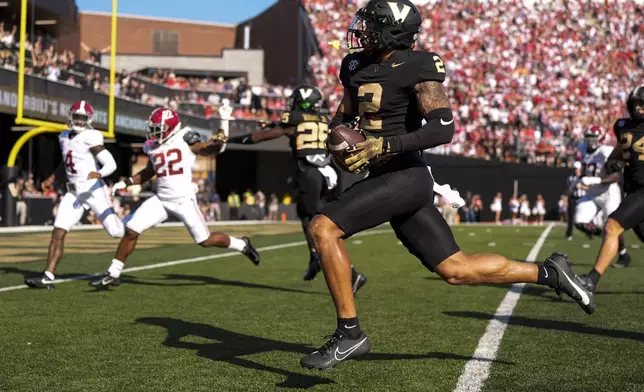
[337, 317, 361, 339]
[618, 235, 626, 255]
[588, 268, 602, 285]
[228, 236, 246, 252]
[107, 259, 124, 278]
[44, 271, 55, 280]
[536, 263, 558, 287]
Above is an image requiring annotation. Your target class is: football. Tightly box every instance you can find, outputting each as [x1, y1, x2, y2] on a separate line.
[327, 125, 367, 173]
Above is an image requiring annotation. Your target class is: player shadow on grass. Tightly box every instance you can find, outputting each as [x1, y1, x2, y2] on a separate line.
[0, 266, 87, 281]
[120, 273, 322, 295]
[137, 317, 511, 389]
[445, 311, 644, 343]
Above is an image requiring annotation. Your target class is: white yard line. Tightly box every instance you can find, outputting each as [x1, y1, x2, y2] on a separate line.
[0, 220, 296, 234]
[0, 228, 393, 293]
[453, 222, 555, 392]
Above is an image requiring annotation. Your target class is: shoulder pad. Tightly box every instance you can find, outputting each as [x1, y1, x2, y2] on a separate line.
[183, 130, 202, 146]
[143, 140, 157, 154]
[281, 111, 305, 126]
[613, 118, 628, 133]
[83, 129, 104, 146]
[412, 51, 447, 84]
[340, 52, 362, 87]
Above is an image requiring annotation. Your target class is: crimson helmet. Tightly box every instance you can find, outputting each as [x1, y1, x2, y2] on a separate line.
[584, 125, 606, 153]
[147, 108, 181, 144]
[68, 100, 94, 132]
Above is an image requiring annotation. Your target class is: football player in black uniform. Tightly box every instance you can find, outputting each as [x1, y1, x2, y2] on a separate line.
[577, 86, 644, 293]
[227, 85, 367, 291]
[300, 0, 594, 370]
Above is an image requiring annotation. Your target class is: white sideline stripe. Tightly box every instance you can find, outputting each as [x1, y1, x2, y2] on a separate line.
[0, 228, 392, 293]
[453, 222, 555, 392]
[0, 220, 297, 234]
[0, 221, 563, 235]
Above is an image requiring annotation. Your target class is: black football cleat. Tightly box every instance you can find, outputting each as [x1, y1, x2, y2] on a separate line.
[303, 253, 321, 281]
[300, 330, 371, 370]
[24, 273, 55, 289]
[576, 274, 596, 294]
[88, 273, 121, 290]
[352, 273, 367, 295]
[544, 252, 595, 314]
[241, 237, 260, 265]
[612, 252, 632, 269]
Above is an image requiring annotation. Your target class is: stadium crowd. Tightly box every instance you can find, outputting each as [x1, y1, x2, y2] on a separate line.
[304, 0, 643, 166]
[0, 23, 290, 122]
[1, 1, 642, 167]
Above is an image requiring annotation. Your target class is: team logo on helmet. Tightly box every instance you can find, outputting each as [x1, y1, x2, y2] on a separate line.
[147, 108, 182, 144]
[68, 100, 95, 132]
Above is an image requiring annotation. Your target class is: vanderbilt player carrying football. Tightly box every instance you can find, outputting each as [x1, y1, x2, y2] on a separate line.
[227, 86, 367, 291]
[300, 0, 593, 370]
[577, 86, 644, 293]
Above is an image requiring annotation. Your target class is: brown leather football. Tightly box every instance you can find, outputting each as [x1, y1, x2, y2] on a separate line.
[327, 125, 367, 173]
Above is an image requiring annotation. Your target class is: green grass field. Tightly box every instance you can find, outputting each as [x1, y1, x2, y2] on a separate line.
[1, 223, 643, 392]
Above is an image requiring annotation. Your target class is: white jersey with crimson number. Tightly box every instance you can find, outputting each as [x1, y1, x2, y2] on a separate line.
[144, 127, 197, 200]
[582, 145, 614, 197]
[126, 127, 209, 244]
[575, 145, 621, 226]
[54, 129, 124, 237]
[59, 129, 103, 184]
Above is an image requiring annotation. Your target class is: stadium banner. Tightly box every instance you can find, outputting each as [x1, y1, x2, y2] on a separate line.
[0, 69, 258, 137]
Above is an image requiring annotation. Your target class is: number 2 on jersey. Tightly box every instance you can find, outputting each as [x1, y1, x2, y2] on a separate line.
[358, 83, 383, 130]
[153, 148, 184, 177]
[296, 122, 328, 150]
[65, 150, 77, 174]
[620, 132, 644, 161]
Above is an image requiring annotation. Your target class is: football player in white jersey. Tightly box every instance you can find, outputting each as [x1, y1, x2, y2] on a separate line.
[89, 107, 259, 289]
[25, 101, 125, 289]
[575, 125, 631, 266]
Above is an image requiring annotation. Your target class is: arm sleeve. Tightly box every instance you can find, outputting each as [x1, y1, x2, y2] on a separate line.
[384, 108, 455, 153]
[227, 133, 256, 144]
[96, 149, 117, 178]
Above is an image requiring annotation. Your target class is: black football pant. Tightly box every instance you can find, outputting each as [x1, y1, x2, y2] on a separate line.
[610, 192, 644, 242]
[296, 161, 327, 258]
[321, 152, 460, 271]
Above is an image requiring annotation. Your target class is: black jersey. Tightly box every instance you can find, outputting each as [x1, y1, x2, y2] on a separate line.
[615, 117, 644, 193]
[280, 110, 329, 159]
[339, 49, 446, 138]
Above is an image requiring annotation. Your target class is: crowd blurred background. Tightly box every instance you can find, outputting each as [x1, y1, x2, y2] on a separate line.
[2, 1, 642, 167]
[304, 0, 643, 166]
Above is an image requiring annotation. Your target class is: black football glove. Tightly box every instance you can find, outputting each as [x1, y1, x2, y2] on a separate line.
[605, 159, 625, 174]
[183, 130, 202, 146]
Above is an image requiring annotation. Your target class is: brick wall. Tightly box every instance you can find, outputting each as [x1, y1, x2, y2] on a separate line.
[79, 12, 236, 60]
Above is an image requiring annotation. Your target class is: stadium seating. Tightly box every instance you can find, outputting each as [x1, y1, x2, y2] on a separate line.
[303, 0, 643, 166]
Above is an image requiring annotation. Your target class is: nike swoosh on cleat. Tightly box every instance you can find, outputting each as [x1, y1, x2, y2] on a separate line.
[544, 268, 548, 278]
[391, 62, 405, 68]
[440, 118, 454, 126]
[344, 325, 357, 329]
[334, 337, 368, 361]
[553, 264, 590, 305]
